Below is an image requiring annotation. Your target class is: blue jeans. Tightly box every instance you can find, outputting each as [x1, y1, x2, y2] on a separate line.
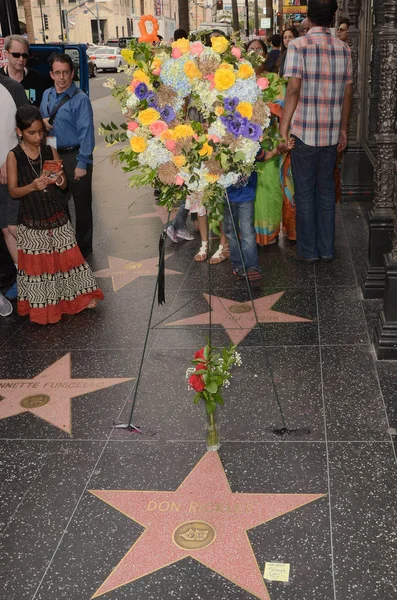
[223, 200, 259, 271]
[290, 136, 338, 259]
[172, 201, 197, 231]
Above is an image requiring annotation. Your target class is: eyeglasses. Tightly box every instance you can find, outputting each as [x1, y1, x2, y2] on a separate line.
[9, 52, 29, 59]
[52, 70, 72, 77]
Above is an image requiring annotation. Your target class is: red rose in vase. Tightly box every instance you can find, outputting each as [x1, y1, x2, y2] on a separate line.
[189, 373, 205, 393]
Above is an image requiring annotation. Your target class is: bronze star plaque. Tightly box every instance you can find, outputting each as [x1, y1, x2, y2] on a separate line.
[20, 394, 50, 409]
[173, 521, 216, 551]
[229, 303, 252, 314]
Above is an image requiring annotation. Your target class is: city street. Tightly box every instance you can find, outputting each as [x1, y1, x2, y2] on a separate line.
[88, 69, 126, 102]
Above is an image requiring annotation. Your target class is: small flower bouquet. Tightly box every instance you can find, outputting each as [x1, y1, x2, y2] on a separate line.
[186, 343, 242, 450]
[101, 34, 282, 230]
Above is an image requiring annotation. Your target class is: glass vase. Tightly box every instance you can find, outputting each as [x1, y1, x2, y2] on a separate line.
[206, 412, 220, 451]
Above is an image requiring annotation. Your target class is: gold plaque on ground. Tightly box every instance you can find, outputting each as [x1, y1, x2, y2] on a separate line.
[229, 303, 252, 314]
[124, 262, 143, 271]
[173, 521, 216, 550]
[20, 394, 50, 409]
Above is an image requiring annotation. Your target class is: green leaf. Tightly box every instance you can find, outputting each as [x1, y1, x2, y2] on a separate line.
[194, 369, 207, 375]
[206, 380, 218, 394]
[233, 150, 245, 163]
[110, 121, 119, 131]
[203, 345, 210, 360]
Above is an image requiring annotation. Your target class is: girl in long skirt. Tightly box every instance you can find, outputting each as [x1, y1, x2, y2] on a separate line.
[7, 105, 103, 325]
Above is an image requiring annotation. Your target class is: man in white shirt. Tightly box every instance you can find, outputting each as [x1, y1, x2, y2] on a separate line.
[0, 74, 28, 313]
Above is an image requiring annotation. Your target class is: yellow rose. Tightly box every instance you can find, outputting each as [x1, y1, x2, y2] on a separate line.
[215, 106, 225, 116]
[237, 63, 254, 79]
[236, 101, 253, 119]
[173, 124, 195, 139]
[198, 142, 213, 157]
[172, 38, 191, 54]
[160, 129, 174, 141]
[151, 57, 162, 71]
[172, 155, 187, 168]
[211, 36, 229, 54]
[130, 136, 147, 153]
[133, 69, 150, 85]
[205, 173, 220, 183]
[138, 108, 161, 126]
[218, 62, 234, 71]
[121, 49, 135, 65]
[214, 68, 236, 91]
[184, 60, 202, 80]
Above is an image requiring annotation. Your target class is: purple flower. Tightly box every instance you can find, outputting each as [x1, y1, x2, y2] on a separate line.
[220, 114, 233, 128]
[160, 105, 176, 123]
[147, 92, 157, 107]
[135, 82, 149, 100]
[228, 115, 249, 137]
[224, 97, 239, 112]
[245, 122, 262, 141]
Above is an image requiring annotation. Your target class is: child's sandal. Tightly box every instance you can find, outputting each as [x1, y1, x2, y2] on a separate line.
[194, 241, 208, 262]
[209, 244, 230, 264]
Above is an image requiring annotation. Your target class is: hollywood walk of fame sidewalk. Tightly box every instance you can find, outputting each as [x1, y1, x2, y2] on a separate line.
[0, 144, 396, 600]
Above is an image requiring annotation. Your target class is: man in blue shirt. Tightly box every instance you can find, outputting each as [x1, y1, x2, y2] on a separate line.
[40, 54, 95, 258]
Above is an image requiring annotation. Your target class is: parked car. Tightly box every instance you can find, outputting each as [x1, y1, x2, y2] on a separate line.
[68, 48, 97, 79]
[90, 47, 125, 72]
[105, 37, 134, 48]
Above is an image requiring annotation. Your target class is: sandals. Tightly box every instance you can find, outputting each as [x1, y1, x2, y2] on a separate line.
[194, 241, 208, 262]
[209, 244, 230, 264]
[88, 298, 99, 309]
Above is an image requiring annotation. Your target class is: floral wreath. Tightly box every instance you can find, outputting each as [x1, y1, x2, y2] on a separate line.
[101, 32, 282, 229]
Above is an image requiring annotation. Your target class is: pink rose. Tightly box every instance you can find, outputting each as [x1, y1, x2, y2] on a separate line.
[128, 121, 139, 132]
[129, 80, 139, 91]
[257, 77, 269, 90]
[152, 67, 161, 76]
[149, 121, 168, 136]
[165, 140, 177, 152]
[175, 175, 185, 186]
[190, 42, 204, 56]
[231, 47, 242, 59]
[207, 134, 220, 143]
[172, 48, 182, 59]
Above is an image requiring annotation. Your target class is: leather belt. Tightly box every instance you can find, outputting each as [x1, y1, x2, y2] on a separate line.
[58, 145, 80, 154]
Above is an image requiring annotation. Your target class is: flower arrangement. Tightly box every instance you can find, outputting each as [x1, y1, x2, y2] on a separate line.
[186, 343, 242, 450]
[101, 34, 282, 230]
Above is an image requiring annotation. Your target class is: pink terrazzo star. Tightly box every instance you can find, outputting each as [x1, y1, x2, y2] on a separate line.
[0, 354, 133, 434]
[166, 292, 312, 344]
[90, 452, 324, 599]
[129, 205, 177, 224]
[93, 255, 183, 292]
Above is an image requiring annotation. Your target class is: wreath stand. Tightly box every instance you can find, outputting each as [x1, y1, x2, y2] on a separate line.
[112, 196, 310, 438]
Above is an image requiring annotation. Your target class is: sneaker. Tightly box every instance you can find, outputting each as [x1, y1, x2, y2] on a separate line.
[0, 292, 13, 317]
[176, 228, 195, 241]
[166, 225, 179, 243]
[5, 281, 17, 300]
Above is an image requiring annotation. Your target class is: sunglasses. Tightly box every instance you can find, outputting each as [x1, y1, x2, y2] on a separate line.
[9, 52, 29, 59]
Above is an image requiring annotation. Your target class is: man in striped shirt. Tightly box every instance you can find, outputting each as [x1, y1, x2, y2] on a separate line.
[280, 0, 353, 262]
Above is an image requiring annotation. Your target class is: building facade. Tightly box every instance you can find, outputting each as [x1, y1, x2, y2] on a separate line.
[16, 0, 178, 44]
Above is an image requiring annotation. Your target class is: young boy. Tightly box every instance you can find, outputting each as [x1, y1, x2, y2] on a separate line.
[223, 140, 294, 287]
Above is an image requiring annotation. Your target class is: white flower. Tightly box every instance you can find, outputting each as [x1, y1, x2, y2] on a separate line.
[137, 138, 172, 169]
[103, 77, 117, 89]
[234, 352, 242, 366]
[186, 367, 195, 379]
[126, 91, 139, 109]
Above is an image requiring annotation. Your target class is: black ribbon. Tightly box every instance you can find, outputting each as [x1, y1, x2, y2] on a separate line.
[157, 229, 166, 305]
